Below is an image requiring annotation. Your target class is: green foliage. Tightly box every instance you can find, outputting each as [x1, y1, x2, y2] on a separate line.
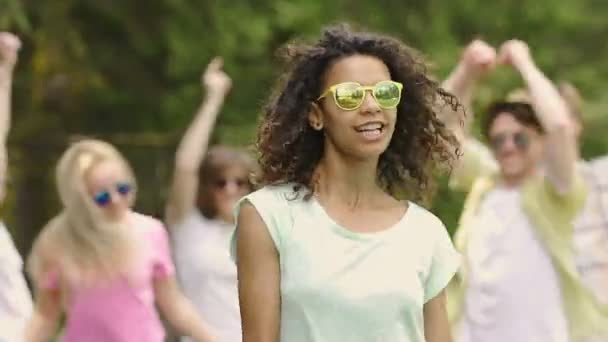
[2, 0, 608, 246]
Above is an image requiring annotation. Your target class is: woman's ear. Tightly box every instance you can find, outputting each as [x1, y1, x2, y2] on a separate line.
[308, 102, 324, 131]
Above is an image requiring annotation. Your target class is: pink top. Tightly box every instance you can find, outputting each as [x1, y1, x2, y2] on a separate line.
[40, 212, 175, 342]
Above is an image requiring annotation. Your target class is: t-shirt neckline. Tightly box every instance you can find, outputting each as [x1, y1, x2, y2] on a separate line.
[310, 197, 414, 241]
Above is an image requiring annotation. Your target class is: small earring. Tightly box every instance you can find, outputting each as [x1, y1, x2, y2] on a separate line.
[312, 122, 323, 131]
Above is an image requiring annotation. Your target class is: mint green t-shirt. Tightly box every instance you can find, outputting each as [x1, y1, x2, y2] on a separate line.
[232, 184, 460, 342]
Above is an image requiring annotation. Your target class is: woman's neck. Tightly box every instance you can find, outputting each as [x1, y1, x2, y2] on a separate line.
[313, 152, 383, 210]
[501, 164, 539, 188]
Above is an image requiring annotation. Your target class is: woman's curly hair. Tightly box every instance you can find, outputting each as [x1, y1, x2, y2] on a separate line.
[257, 24, 460, 200]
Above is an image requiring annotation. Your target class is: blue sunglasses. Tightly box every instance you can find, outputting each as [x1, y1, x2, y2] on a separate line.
[93, 182, 133, 207]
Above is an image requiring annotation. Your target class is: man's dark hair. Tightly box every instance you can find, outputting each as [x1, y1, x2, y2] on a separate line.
[482, 101, 543, 139]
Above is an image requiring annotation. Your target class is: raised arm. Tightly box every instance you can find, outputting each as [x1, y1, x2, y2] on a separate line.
[236, 203, 281, 342]
[165, 58, 232, 226]
[439, 40, 496, 143]
[499, 40, 577, 193]
[0, 32, 21, 203]
[439, 40, 499, 191]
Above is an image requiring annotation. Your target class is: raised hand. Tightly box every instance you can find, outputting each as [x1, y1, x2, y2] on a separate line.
[167, 57, 233, 225]
[202, 57, 232, 100]
[0, 32, 21, 70]
[460, 39, 497, 75]
[498, 39, 533, 70]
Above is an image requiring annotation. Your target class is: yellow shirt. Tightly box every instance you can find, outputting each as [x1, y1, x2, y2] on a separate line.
[449, 138, 608, 340]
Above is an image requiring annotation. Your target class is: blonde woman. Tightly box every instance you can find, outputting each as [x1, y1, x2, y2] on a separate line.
[25, 139, 217, 342]
[0, 32, 33, 342]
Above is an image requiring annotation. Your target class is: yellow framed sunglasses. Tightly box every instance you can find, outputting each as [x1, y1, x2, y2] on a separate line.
[317, 80, 403, 111]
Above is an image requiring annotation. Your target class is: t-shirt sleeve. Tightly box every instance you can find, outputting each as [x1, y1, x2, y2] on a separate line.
[449, 137, 499, 192]
[151, 221, 176, 279]
[424, 218, 461, 303]
[0, 224, 34, 317]
[536, 172, 587, 222]
[230, 186, 293, 262]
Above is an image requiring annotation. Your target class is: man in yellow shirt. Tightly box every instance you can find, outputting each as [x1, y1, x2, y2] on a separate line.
[440, 39, 606, 341]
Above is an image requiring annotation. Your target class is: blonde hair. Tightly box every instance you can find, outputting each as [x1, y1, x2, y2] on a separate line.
[28, 139, 139, 287]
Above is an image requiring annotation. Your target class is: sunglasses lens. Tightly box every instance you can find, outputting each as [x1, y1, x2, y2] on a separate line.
[334, 83, 364, 110]
[117, 183, 132, 196]
[514, 132, 529, 150]
[236, 179, 250, 189]
[374, 81, 402, 108]
[94, 191, 111, 206]
[490, 134, 507, 151]
[215, 179, 250, 190]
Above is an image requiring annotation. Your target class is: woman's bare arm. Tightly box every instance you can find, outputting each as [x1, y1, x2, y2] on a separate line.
[236, 203, 281, 342]
[0, 32, 20, 203]
[165, 57, 232, 226]
[423, 290, 453, 342]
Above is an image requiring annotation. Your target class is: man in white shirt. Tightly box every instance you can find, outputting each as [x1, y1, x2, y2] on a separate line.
[439, 39, 601, 341]
[553, 83, 608, 307]
[511, 82, 608, 309]
[0, 32, 33, 341]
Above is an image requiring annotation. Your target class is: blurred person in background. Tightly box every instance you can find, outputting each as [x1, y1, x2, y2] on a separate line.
[233, 24, 461, 342]
[555, 82, 608, 310]
[25, 139, 217, 342]
[509, 82, 608, 311]
[0, 31, 33, 341]
[440, 39, 608, 341]
[166, 57, 256, 342]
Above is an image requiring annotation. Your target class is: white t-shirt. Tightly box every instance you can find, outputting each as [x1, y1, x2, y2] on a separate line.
[232, 184, 460, 342]
[0, 222, 33, 341]
[574, 158, 608, 304]
[457, 186, 568, 342]
[172, 211, 241, 342]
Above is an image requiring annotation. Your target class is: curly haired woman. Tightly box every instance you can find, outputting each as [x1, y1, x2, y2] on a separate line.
[233, 24, 461, 342]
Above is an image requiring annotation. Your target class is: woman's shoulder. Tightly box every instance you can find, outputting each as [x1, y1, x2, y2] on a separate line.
[130, 212, 168, 238]
[252, 182, 304, 195]
[406, 202, 443, 225]
[28, 215, 67, 286]
[172, 208, 216, 229]
[33, 214, 66, 252]
[403, 202, 449, 240]
[245, 183, 308, 204]
[131, 211, 163, 226]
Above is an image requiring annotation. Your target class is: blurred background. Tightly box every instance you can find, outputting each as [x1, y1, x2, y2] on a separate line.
[2, 0, 608, 258]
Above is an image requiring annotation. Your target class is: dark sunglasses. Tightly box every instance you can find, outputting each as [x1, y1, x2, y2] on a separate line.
[213, 178, 250, 190]
[489, 131, 530, 152]
[93, 182, 133, 207]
